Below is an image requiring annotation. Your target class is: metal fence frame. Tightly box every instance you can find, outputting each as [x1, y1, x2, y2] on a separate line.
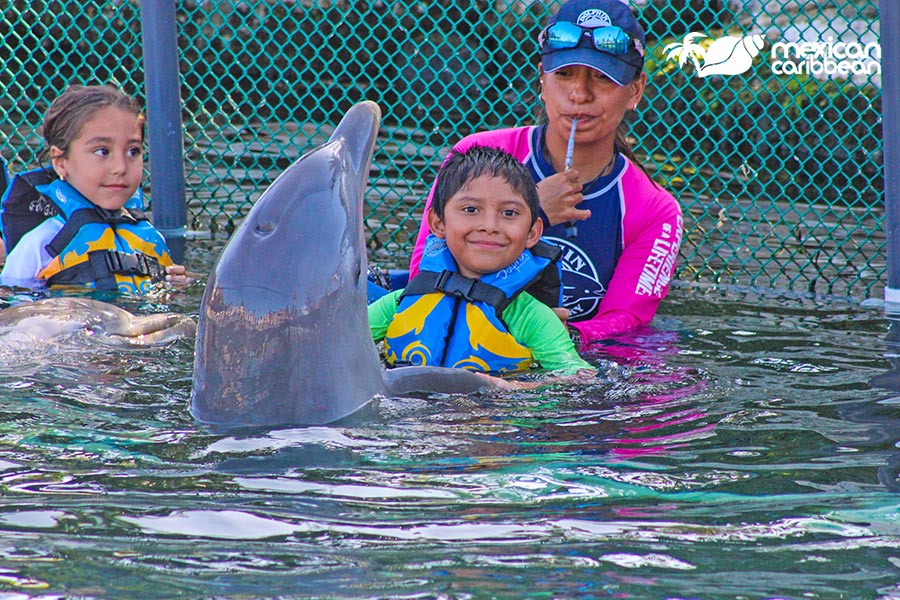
[0, 0, 884, 299]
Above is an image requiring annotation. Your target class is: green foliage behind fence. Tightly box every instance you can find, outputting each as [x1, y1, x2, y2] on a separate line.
[0, 0, 883, 298]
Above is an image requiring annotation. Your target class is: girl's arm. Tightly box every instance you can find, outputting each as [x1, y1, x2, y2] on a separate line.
[0, 219, 61, 285]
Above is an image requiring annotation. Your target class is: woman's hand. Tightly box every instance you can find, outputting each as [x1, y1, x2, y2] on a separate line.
[537, 169, 592, 226]
[552, 307, 570, 323]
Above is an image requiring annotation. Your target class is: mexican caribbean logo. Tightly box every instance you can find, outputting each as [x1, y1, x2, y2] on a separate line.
[664, 32, 881, 79]
[664, 32, 765, 77]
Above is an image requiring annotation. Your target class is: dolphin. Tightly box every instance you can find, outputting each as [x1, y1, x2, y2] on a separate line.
[190, 101, 493, 427]
[0, 297, 196, 345]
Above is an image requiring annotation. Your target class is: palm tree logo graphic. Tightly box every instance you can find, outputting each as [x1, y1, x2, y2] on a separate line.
[664, 32, 765, 77]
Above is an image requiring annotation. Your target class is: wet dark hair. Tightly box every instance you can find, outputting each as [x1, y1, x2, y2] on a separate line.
[431, 145, 541, 225]
[39, 85, 145, 163]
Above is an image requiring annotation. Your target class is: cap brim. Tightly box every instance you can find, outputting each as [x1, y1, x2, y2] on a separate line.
[541, 48, 639, 86]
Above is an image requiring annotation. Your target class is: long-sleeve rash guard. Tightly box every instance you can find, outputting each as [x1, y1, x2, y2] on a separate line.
[410, 126, 683, 344]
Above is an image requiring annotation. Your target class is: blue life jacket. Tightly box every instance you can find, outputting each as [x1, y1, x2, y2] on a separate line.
[0, 168, 172, 293]
[383, 235, 561, 373]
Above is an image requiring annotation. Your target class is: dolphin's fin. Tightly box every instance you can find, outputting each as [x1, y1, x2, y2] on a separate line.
[107, 313, 197, 345]
[383, 365, 494, 397]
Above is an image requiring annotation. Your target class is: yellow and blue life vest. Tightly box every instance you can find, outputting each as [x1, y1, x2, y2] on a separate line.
[383, 234, 562, 374]
[0, 168, 173, 294]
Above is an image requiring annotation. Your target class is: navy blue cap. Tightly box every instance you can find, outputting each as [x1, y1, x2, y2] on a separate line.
[540, 0, 646, 86]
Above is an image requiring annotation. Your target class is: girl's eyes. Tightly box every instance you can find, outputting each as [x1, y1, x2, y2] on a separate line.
[90, 147, 143, 157]
[502, 209, 520, 217]
[461, 205, 478, 214]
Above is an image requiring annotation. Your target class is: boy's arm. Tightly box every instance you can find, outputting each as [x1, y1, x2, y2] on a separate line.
[504, 293, 594, 374]
[367, 289, 403, 342]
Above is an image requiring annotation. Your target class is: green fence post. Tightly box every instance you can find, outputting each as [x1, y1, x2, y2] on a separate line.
[883, 1, 900, 319]
[140, 0, 187, 264]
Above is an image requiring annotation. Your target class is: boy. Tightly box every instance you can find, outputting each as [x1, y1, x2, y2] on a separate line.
[369, 146, 594, 376]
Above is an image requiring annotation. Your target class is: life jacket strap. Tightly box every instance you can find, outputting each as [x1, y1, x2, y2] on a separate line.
[530, 239, 563, 262]
[402, 270, 509, 313]
[524, 240, 563, 308]
[46, 206, 149, 258]
[45, 250, 165, 290]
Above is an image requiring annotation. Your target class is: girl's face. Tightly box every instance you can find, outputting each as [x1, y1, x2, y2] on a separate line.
[428, 174, 543, 279]
[540, 63, 646, 149]
[50, 106, 143, 211]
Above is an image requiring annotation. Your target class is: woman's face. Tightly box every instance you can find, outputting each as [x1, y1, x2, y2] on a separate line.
[539, 63, 646, 149]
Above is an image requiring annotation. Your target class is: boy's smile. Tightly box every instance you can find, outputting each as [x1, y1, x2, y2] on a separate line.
[50, 106, 144, 211]
[428, 174, 543, 279]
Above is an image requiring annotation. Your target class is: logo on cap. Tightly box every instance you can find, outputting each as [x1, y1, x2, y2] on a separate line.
[576, 10, 612, 28]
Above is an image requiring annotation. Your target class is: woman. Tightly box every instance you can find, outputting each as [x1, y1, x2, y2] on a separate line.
[409, 0, 682, 346]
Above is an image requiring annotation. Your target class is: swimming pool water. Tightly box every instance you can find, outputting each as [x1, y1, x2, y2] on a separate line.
[0, 240, 899, 598]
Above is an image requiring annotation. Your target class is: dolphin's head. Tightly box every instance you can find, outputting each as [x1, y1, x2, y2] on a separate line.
[210, 137, 365, 313]
[191, 102, 386, 426]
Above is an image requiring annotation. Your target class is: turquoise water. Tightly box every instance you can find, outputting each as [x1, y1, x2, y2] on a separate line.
[1, 240, 899, 599]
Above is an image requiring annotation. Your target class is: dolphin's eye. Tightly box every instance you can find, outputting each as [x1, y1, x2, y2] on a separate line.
[256, 221, 275, 234]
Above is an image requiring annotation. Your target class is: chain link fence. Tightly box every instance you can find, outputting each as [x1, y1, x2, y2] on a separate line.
[0, 0, 883, 298]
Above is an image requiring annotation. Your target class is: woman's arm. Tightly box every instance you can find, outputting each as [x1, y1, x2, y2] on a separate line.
[570, 175, 683, 344]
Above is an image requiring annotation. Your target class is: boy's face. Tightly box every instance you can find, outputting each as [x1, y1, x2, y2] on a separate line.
[51, 106, 143, 211]
[428, 174, 543, 279]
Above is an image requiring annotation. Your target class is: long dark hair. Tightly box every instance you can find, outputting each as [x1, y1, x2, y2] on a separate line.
[613, 121, 657, 185]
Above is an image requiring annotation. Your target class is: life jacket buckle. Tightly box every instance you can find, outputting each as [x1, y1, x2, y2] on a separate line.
[101, 250, 165, 280]
[434, 270, 477, 302]
[105, 251, 140, 275]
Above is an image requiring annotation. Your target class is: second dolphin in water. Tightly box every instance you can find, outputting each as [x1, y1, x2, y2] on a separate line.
[0, 296, 195, 345]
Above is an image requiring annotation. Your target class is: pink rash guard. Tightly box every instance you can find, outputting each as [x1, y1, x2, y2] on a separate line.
[409, 126, 683, 344]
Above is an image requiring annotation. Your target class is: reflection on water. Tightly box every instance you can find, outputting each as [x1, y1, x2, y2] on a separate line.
[0, 241, 899, 598]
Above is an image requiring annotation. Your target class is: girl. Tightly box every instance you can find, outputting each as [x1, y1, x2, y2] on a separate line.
[0, 84, 187, 293]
